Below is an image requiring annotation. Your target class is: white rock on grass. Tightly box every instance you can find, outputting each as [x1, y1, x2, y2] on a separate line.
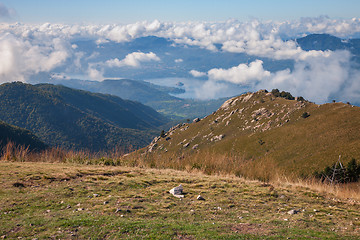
[197, 195, 205, 201]
[169, 184, 184, 198]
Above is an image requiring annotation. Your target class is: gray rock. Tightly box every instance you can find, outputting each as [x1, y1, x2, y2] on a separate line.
[169, 184, 184, 198]
[197, 195, 205, 201]
[193, 118, 200, 123]
[192, 144, 199, 150]
[287, 209, 298, 215]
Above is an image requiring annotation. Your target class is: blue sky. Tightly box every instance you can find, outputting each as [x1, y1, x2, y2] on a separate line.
[1, 0, 359, 23]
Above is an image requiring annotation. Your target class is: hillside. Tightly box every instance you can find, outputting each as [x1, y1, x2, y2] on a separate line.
[137, 90, 360, 180]
[0, 82, 168, 152]
[0, 121, 47, 152]
[33, 77, 227, 120]
[0, 161, 359, 239]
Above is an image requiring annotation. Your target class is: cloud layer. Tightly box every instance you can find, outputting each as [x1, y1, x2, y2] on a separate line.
[0, 17, 360, 103]
[194, 50, 360, 104]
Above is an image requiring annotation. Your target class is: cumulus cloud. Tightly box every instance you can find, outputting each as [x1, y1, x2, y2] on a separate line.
[208, 60, 271, 84]
[87, 64, 104, 80]
[105, 52, 160, 68]
[0, 18, 360, 103]
[174, 58, 183, 63]
[189, 70, 206, 77]
[0, 34, 71, 83]
[196, 50, 358, 103]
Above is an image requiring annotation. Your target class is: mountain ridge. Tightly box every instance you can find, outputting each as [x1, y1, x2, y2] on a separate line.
[0, 82, 168, 152]
[136, 89, 360, 180]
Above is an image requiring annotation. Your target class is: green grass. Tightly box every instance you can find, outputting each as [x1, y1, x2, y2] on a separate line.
[0, 161, 359, 239]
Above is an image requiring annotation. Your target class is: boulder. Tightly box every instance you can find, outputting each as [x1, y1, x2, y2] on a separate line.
[197, 195, 205, 201]
[169, 184, 184, 198]
[193, 118, 200, 123]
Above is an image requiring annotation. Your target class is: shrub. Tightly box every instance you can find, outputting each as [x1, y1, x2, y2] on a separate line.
[271, 89, 295, 100]
[160, 130, 166, 138]
[315, 158, 360, 183]
[297, 96, 305, 102]
[271, 89, 280, 97]
[301, 112, 310, 118]
[280, 91, 295, 100]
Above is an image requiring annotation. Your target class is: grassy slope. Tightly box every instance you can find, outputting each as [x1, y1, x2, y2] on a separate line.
[0, 121, 47, 152]
[0, 161, 359, 239]
[137, 90, 360, 180]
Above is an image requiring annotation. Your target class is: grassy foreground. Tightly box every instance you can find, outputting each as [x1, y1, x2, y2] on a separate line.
[0, 162, 359, 239]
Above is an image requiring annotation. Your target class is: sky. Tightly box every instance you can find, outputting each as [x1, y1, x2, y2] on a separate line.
[1, 1, 360, 104]
[1, 0, 360, 24]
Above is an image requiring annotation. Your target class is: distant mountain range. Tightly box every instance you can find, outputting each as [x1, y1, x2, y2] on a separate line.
[27, 33, 360, 115]
[0, 82, 168, 151]
[0, 120, 47, 152]
[139, 89, 360, 180]
[296, 33, 360, 63]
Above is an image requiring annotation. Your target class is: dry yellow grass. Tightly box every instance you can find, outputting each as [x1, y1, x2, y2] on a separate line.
[2, 140, 359, 202]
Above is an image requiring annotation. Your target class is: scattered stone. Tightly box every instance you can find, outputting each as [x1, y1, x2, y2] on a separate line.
[46, 210, 51, 213]
[197, 195, 205, 201]
[165, 137, 171, 141]
[183, 142, 190, 148]
[193, 118, 200, 123]
[169, 184, 184, 198]
[66, 205, 71, 209]
[287, 209, 298, 215]
[93, 194, 99, 197]
[77, 208, 84, 211]
[192, 144, 199, 150]
[103, 201, 109, 205]
[211, 134, 225, 142]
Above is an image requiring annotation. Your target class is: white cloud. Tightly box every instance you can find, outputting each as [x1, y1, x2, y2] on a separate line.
[87, 64, 104, 81]
[0, 34, 70, 83]
[174, 58, 183, 63]
[105, 51, 160, 68]
[0, 18, 360, 103]
[189, 70, 206, 77]
[208, 60, 271, 84]
[198, 51, 357, 103]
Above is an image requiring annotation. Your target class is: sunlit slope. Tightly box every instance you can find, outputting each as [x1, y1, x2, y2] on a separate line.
[141, 90, 360, 178]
